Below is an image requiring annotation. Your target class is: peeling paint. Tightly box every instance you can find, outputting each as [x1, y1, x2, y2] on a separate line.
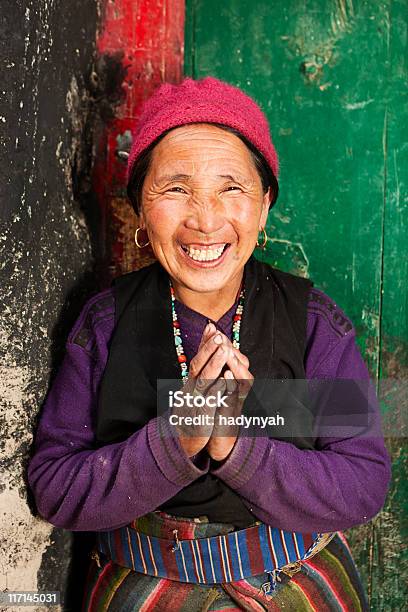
[1, 0, 101, 606]
[344, 98, 374, 110]
[260, 237, 310, 277]
[283, 0, 356, 86]
[93, 0, 185, 278]
[330, 0, 355, 37]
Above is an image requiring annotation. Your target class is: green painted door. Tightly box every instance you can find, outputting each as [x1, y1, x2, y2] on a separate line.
[185, 1, 407, 609]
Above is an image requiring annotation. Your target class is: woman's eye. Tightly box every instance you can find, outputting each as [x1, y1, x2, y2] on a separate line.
[167, 186, 187, 194]
[224, 185, 242, 192]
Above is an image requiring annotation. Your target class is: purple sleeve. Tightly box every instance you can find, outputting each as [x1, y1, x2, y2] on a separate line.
[211, 291, 391, 533]
[27, 291, 208, 532]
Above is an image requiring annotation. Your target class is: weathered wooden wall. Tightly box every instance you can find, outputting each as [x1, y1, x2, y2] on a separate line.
[0, 0, 102, 608]
[185, 0, 407, 609]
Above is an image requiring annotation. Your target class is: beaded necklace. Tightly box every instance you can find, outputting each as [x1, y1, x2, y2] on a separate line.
[169, 280, 245, 384]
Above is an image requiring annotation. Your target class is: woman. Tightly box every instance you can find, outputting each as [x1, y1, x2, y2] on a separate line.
[28, 77, 391, 611]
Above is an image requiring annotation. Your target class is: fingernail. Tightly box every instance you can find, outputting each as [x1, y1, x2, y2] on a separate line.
[213, 333, 222, 344]
[224, 370, 234, 379]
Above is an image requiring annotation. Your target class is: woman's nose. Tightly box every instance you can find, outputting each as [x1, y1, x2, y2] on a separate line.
[184, 193, 225, 234]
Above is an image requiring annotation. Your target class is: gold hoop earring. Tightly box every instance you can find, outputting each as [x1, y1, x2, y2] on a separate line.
[256, 227, 267, 249]
[135, 227, 150, 248]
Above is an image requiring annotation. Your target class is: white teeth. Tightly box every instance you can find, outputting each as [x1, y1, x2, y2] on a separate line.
[183, 244, 226, 261]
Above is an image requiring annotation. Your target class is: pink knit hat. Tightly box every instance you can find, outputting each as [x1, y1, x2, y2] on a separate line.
[127, 77, 279, 182]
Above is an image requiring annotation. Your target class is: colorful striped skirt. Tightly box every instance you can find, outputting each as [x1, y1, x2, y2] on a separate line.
[82, 512, 369, 611]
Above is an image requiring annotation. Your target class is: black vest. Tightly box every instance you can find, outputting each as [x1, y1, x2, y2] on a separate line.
[96, 255, 313, 527]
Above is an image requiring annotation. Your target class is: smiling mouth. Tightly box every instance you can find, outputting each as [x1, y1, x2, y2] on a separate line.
[181, 243, 230, 262]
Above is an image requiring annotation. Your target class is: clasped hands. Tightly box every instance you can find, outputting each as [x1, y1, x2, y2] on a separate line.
[174, 322, 253, 462]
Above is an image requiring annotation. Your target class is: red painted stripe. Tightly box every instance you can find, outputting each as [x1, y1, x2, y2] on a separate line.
[93, 0, 185, 278]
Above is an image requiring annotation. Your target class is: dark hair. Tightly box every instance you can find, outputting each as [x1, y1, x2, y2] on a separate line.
[127, 123, 279, 214]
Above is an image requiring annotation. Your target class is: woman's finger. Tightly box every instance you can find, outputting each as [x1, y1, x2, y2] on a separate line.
[224, 369, 238, 396]
[189, 330, 224, 378]
[233, 348, 249, 368]
[225, 347, 254, 382]
[194, 362, 227, 397]
[199, 344, 229, 381]
[197, 322, 216, 352]
[207, 331, 250, 368]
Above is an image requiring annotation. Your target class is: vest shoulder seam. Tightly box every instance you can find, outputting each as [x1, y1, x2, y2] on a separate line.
[69, 289, 115, 350]
[308, 288, 354, 338]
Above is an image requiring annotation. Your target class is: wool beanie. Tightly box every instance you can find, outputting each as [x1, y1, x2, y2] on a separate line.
[127, 77, 279, 184]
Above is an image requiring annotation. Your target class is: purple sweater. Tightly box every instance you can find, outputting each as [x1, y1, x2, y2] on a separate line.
[27, 285, 391, 533]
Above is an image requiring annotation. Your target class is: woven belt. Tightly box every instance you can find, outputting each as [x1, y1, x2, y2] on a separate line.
[95, 523, 335, 584]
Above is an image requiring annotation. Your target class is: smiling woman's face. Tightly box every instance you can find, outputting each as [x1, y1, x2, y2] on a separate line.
[139, 124, 270, 296]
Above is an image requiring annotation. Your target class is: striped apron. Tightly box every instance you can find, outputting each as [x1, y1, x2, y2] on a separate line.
[82, 511, 369, 611]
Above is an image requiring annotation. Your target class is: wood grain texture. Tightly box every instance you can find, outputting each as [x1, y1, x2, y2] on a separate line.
[185, 0, 407, 608]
